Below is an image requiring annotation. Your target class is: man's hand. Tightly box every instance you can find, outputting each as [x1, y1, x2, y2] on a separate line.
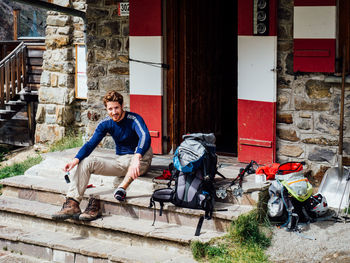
[63, 158, 80, 172]
[128, 153, 142, 180]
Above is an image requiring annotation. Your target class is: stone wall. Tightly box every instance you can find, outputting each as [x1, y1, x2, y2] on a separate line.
[84, 0, 129, 148]
[35, 0, 87, 144]
[277, 0, 350, 182]
[35, 0, 129, 148]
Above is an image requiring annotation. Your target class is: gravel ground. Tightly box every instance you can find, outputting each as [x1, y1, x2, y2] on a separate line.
[266, 215, 350, 263]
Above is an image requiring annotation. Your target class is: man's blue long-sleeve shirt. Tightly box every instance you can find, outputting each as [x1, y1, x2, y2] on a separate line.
[75, 112, 151, 161]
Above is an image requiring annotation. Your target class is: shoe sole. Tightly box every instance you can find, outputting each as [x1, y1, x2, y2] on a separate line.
[52, 213, 81, 221]
[79, 214, 102, 221]
[115, 196, 125, 201]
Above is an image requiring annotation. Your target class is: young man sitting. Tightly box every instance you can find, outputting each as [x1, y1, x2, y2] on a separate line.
[52, 90, 153, 221]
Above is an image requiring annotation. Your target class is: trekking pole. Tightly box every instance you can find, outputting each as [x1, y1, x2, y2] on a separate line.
[342, 169, 350, 223]
[336, 45, 348, 221]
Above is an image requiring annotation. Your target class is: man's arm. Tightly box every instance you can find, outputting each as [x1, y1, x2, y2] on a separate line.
[127, 113, 151, 180]
[63, 121, 107, 171]
[63, 158, 79, 172]
[128, 153, 142, 180]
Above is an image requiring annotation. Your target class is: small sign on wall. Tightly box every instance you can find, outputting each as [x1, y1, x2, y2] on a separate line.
[75, 44, 87, 99]
[118, 2, 129, 16]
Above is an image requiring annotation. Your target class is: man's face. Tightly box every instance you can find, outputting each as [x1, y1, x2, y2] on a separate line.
[106, 101, 124, 122]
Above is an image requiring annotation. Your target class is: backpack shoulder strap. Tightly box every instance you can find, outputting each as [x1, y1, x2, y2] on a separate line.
[167, 162, 179, 187]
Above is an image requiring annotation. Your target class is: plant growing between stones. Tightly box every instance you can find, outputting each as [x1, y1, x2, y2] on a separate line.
[48, 129, 83, 152]
[191, 209, 272, 263]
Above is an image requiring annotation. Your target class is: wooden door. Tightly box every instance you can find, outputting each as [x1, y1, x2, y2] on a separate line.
[166, 0, 237, 154]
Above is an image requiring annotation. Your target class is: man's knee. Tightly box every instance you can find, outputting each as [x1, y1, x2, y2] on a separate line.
[78, 156, 96, 173]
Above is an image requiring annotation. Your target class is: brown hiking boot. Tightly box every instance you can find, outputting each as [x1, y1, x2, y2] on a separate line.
[52, 198, 81, 220]
[79, 197, 102, 221]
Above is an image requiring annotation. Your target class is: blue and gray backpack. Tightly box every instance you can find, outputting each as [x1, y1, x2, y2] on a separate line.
[149, 133, 225, 236]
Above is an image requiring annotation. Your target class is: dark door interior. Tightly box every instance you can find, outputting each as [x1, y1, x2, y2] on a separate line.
[166, 0, 237, 154]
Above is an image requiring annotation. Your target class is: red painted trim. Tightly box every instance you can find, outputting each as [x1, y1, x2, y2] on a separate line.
[129, 0, 162, 36]
[294, 39, 335, 73]
[238, 0, 277, 36]
[294, 0, 336, 6]
[149, 131, 159, 138]
[269, 0, 277, 36]
[238, 0, 253, 35]
[295, 50, 330, 57]
[239, 139, 272, 148]
[130, 94, 163, 154]
[238, 99, 276, 165]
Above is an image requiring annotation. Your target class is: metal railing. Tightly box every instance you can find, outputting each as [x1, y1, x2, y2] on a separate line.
[0, 41, 27, 108]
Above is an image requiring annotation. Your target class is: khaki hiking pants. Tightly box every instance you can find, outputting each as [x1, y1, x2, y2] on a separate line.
[66, 147, 153, 202]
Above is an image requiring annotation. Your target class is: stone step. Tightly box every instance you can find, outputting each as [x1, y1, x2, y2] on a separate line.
[5, 100, 26, 111]
[0, 196, 222, 247]
[24, 148, 269, 205]
[0, 210, 196, 262]
[0, 175, 253, 232]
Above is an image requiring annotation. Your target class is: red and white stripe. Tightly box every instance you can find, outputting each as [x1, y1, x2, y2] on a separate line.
[129, 0, 163, 154]
[237, 0, 277, 164]
[293, 0, 336, 72]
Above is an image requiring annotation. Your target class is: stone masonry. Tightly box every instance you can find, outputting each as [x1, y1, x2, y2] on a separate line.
[36, 0, 129, 149]
[84, 0, 129, 148]
[36, 0, 86, 144]
[277, 0, 349, 182]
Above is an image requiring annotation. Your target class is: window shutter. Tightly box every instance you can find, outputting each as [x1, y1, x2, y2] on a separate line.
[293, 0, 336, 73]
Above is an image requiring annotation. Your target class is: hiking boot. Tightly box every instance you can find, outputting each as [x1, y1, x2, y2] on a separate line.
[79, 197, 102, 221]
[114, 187, 126, 201]
[52, 198, 81, 220]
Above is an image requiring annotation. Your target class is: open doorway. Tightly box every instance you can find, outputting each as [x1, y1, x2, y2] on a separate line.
[166, 0, 238, 154]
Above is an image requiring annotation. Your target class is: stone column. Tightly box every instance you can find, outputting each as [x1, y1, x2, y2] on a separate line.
[35, 0, 86, 144]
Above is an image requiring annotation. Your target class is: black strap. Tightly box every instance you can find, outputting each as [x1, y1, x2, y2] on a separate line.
[149, 199, 156, 226]
[195, 216, 205, 236]
[159, 202, 164, 216]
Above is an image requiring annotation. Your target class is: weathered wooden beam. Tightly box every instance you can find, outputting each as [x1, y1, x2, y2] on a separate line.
[0, 67, 4, 108]
[5, 61, 10, 102]
[9, 0, 86, 20]
[13, 9, 20, 41]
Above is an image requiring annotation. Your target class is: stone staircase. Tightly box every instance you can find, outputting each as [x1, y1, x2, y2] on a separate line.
[0, 148, 269, 262]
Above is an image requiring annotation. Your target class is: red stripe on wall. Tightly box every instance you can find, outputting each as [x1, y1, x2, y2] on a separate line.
[238, 0, 277, 36]
[294, 0, 335, 6]
[129, 0, 162, 36]
[238, 0, 253, 35]
[269, 0, 277, 36]
[294, 39, 335, 73]
[130, 94, 162, 154]
[238, 99, 276, 165]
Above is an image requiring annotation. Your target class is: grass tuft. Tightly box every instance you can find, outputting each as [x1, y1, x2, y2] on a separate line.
[0, 155, 43, 180]
[48, 129, 83, 152]
[230, 210, 271, 249]
[191, 209, 272, 263]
